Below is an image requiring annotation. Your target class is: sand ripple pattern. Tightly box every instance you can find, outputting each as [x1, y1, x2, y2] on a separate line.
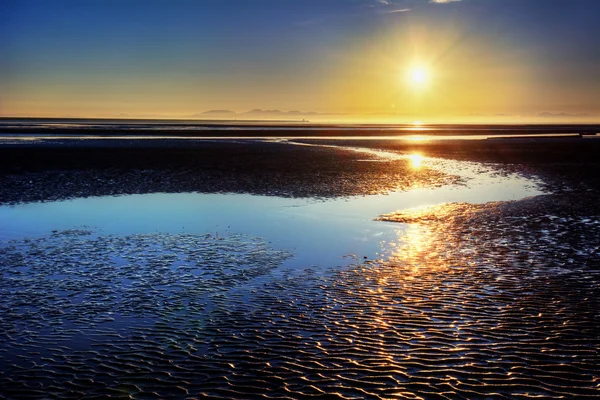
[1, 219, 600, 399]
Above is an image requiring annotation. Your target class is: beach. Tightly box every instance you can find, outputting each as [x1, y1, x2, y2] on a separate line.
[4, 0, 600, 396]
[1, 132, 599, 398]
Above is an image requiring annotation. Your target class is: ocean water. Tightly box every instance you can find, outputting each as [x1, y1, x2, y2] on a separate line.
[1, 118, 599, 136]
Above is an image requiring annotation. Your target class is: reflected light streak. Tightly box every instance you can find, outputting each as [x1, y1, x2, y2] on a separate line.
[376, 220, 455, 282]
[375, 203, 472, 279]
[406, 135, 428, 142]
[380, 223, 443, 279]
[409, 153, 424, 169]
[410, 121, 428, 132]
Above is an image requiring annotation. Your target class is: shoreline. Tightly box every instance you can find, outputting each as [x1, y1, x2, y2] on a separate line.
[2, 119, 600, 137]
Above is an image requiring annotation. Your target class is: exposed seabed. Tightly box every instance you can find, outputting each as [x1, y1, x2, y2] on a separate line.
[0, 142, 599, 399]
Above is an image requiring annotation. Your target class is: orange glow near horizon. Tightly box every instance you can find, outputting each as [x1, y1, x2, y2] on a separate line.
[2, 3, 599, 124]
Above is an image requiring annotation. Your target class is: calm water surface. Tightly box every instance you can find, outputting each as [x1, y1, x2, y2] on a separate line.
[0, 146, 542, 270]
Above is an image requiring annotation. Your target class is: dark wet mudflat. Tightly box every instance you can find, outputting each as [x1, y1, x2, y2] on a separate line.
[302, 137, 600, 196]
[1, 220, 599, 398]
[0, 140, 458, 204]
[1, 137, 600, 398]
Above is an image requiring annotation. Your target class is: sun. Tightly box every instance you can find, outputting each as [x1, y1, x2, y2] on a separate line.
[407, 66, 430, 87]
[412, 69, 427, 83]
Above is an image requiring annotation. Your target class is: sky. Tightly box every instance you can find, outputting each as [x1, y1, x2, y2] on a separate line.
[1, 0, 600, 122]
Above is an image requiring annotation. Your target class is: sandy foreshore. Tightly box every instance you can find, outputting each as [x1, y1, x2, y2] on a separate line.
[0, 138, 461, 204]
[1, 135, 599, 213]
[1, 135, 599, 398]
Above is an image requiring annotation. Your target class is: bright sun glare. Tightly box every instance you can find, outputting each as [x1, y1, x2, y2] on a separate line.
[408, 67, 429, 87]
[409, 154, 423, 169]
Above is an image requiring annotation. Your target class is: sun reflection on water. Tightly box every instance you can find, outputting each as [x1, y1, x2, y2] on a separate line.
[376, 203, 472, 281]
[407, 135, 428, 141]
[408, 153, 424, 169]
[393, 225, 433, 269]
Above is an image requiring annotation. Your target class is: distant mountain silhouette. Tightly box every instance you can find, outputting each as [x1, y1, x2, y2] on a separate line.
[244, 109, 283, 115]
[189, 109, 333, 120]
[199, 110, 236, 115]
[538, 111, 590, 118]
[244, 109, 319, 116]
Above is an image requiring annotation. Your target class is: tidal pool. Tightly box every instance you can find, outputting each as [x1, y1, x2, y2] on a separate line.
[3, 145, 599, 399]
[0, 145, 543, 270]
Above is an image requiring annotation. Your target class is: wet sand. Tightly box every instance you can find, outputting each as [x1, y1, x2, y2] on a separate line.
[315, 137, 600, 192]
[2, 226, 599, 399]
[0, 139, 460, 204]
[1, 136, 599, 203]
[1, 136, 599, 398]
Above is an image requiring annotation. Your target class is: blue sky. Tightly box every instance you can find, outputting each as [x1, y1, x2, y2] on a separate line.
[2, 0, 599, 121]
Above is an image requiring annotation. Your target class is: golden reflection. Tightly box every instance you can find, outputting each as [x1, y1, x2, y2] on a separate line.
[375, 203, 481, 280]
[400, 225, 428, 275]
[408, 153, 423, 169]
[381, 226, 449, 281]
[380, 202, 487, 224]
[376, 222, 450, 281]
[410, 121, 428, 132]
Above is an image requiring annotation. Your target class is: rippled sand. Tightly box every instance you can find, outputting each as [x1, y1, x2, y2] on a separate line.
[1, 138, 600, 398]
[1, 216, 599, 398]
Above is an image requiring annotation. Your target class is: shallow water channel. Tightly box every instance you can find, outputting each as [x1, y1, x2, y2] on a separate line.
[0, 145, 543, 270]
